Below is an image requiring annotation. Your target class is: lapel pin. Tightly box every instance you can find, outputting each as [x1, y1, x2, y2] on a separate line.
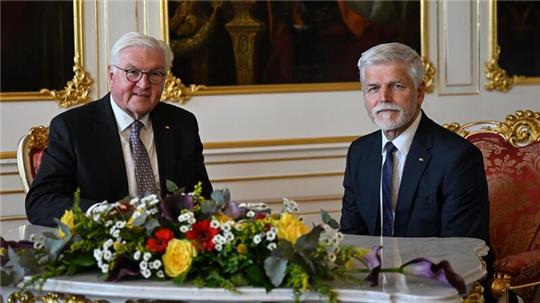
[418, 157, 425, 162]
[164, 125, 171, 130]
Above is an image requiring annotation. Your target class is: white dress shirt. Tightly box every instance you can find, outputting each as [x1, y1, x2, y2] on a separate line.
[379, 111, 422, 235]
[110, 97, 161, 198]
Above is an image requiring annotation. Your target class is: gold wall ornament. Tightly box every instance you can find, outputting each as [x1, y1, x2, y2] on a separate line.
[463, 281, 485, 303]
[161, 72, 206, 104]
[8, 291, 108, 303]
[443, 110, 539, 148]
[422, 57, 435, 93]
[225, 0, 262, 85]
[39, 54, 93, 108]
[485, 46, 519, 93]
[486, 0, 540, 92]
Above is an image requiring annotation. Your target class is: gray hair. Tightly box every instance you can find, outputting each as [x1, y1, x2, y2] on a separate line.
[357, 42, 424, 89]
[110, 32, 174, 71]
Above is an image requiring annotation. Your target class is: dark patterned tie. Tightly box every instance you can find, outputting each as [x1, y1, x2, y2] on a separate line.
[130, 120, 157, 198]
[382, 142, 396, 236]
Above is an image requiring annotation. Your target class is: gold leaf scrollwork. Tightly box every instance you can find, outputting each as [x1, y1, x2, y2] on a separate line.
[8, 291, 108, 303]
[28, 126, 49, 151]
[421, 57, 436, 93]
[39, 54, 93, 108]
[504, 110, 540, 147]
[161, 72, 206, 104]
[463, 281, 485, 303]
[491, 272, 512, 298]
[485, 46, 522, 93]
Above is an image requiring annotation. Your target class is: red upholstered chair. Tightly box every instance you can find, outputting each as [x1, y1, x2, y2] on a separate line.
[16, 126, 49, 193]
[445, 110, 540, 302]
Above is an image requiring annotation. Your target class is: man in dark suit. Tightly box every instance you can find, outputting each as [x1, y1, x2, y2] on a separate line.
[26, 32, 212, 226]
[340, 42, 490, 242]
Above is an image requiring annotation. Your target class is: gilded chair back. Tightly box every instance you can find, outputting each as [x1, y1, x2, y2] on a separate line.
[16, 126, 49, 193]
[445, 110, 540, 301]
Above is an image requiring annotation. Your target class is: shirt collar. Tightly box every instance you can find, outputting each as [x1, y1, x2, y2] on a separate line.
[381, 110, 422, 156]
[110, 95, 150, 132]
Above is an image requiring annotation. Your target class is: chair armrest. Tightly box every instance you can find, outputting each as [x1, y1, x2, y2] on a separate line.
[494, 249, 540, 286]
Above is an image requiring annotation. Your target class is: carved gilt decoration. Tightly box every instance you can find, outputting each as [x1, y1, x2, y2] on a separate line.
[463, 281, 485, 303]
[27, 126, 49, 151]
[40, 54, 93, 108]
[8, 291, 108, 303]
[443, 110, 540, 148]
[161, 71, 206, 104]
[422, 57, 435, 93]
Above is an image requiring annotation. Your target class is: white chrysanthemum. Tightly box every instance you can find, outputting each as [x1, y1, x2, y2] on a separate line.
[93, 249, 103, 261]
[142, 268, 152, 278]
[225, 232, 235, 242]
[178, 214, 188, 222]
[129, 198, 140, 205]
[253, 234, 262, 244]
[143, 252, 152, 261]
[29, 234, 36, 242]
[157, 270, 165, 278]
[215, 244, 223, 251]
[115, 221, 126, 229]
[179, 225, 189, 233]
[111, 229, 120, 238]
[323, 224, 332, 232]
[328, 252, 337, 262]
[282, 198, 299, 213]
[267, 242, 277, 251]
[101, 264, 109, 273]
[148, 208, 158, 215]
[104, 239, 114, 248]
[133, 251, 141, 260]
[221, 223, 231, 232]
[246, 211, 256, 218]
[102, 250, 113, 261]
[266, 230, 276, 241]
[139, 261, 148, 270]
[187, 217, 196, 224]
[105, 220, 113, 227]
[210, 219, 220, 229]
[152, 259, 162, 269]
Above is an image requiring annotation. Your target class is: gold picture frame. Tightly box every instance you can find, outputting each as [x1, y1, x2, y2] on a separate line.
[159, 0, 434, 103]
[485, 0, 540, 92]
[0, 0, 93, 108]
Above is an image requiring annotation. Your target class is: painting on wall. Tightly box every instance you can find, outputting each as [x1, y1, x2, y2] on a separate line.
[0, 1, 74, 93]
[165, 0, 421, 93]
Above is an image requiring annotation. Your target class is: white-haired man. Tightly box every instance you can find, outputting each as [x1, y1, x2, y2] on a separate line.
[27, 32, 212, 226]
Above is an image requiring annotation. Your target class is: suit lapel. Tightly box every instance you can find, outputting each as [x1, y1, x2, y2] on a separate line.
[92, 96, 129, 196]
[394, 115, 433, 236]
[360, 133, 383, 235]
[151, 104, 175, 195]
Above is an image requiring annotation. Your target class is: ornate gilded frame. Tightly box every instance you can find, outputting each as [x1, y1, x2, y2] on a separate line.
[159, 0, 434, 103]
[485, 0, 540, 92]
[0, 0, 93, 108]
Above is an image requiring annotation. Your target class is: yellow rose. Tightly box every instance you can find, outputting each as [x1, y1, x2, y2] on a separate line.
[236, 243, 248, 254]
[277, 213, 309, 245]
[162, 239, 197, 278]
[58, 210, 75, 238]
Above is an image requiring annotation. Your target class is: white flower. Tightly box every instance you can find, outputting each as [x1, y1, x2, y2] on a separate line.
[143, 252, 152, 261]
[103, 250, 113, 261]
[215, 244, 223, 251]
[266, 230, 276, 241]
[142, 268, 152, 278]
[129, 197, 140, 205]
[221, 223, 231, 232]
[133, 251, 141, 260]
[328, 252, 337, 263]
[225, 232, 235, 242]
[105, 220, 113, 227]
[111, 229, 120, 238]
[29, 234, 36, 242]
[253, 234, 262, 244]
[93, 249, 102, 261]
[247, 211, 256, 218]
[115, 221, 126, 229]
[210, 219, 220, 228]
[188, 217, 196, 224]
[33, 242, 43, 249]
[267, 242, 277, 251]
[179, 225, 189, 233]
[152, 260, 162, 269]
[157, 270, 165, 278]
[282, 198, 299, 213]
[101, 264, 109, 273]
[86, 200, 109, 216]
[178, 214, 188, 222]
[139, 261, 148, 270]
[104, 239, 114, 248]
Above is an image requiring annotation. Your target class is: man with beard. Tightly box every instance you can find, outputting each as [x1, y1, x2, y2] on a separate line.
[340, 43, 489, 242]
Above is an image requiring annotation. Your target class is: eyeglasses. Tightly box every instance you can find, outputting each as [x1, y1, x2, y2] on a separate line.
[114, 65, 165, 84]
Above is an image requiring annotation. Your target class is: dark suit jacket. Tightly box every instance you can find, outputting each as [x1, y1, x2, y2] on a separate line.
[26, 95, 212, 226]
[340, 113, 490, 242]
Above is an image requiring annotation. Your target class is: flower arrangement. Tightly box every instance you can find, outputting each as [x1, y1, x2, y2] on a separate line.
[1, 182, 466, 302]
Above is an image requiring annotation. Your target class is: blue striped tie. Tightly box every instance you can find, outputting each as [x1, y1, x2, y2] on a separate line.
[382, 142, 396, 236]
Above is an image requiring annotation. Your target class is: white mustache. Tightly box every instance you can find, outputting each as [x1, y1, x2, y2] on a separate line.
[373, 103, 402, 114]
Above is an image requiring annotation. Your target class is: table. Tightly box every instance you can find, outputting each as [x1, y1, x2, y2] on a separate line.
[4, 226, 488, 303]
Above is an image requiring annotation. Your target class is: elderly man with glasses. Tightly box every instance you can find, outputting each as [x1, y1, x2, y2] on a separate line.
[26, 32, 212, 226]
